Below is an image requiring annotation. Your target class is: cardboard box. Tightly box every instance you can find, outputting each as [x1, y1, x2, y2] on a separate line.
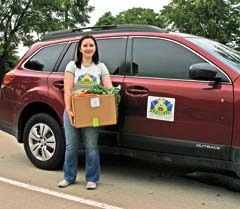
[72, 94, 117, 128]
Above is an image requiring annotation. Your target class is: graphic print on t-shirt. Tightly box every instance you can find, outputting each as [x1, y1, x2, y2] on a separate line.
[77, 73, 97, 85]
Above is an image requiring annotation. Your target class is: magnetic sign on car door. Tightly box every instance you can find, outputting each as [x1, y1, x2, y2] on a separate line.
[146, 96, 175, 122]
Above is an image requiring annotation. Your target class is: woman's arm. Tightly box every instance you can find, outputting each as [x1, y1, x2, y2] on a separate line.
[102, 74, 113, 89]
[64, 71, 74, 125]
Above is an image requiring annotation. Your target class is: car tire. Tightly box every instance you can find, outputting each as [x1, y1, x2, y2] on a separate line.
[23, 113, 65, 170]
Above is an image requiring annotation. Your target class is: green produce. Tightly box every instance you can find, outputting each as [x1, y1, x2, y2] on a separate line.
[86, 84, 121, 117]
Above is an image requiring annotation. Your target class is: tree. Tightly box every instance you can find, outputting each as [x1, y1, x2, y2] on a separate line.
[115, 8, 164, 27]
[0, 0, 94, 83]
[95, 8, 165, 28]
[161, 0, 240, 49]
[95, 12, 116, 26]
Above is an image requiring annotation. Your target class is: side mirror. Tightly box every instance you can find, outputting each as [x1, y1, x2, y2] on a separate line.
[189, 63, 218, 81]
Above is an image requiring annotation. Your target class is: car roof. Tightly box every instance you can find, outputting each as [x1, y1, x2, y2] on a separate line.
[40, 24, 168, 41]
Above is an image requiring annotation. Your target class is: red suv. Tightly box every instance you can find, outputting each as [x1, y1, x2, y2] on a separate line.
[1, 24, 240, 177]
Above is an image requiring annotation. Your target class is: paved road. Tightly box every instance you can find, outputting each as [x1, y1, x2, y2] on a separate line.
[0, 130, 240, 209]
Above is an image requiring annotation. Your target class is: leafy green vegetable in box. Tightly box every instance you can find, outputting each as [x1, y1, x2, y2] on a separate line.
[86, 84, 121, 117]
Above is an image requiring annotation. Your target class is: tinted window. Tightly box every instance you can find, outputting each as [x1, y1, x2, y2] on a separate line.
[24, 43, 66, 72]
[97, 38, 126, 75]
[58, 42, 76, 72]
[132, 38, 206, 79]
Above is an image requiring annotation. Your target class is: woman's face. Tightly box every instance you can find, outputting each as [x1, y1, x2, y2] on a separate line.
[80, 38, 96, 59]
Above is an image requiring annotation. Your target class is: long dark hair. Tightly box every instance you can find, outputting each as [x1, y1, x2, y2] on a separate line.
[75, 34, 99, 68]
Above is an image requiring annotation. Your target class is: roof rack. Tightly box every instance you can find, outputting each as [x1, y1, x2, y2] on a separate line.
[41, 24, 167, 41]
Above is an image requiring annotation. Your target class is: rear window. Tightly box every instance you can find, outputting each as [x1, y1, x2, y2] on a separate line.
[24, 43, 66, 72]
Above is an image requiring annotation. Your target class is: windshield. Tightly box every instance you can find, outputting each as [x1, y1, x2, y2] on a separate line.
[186, 37, 240, 73]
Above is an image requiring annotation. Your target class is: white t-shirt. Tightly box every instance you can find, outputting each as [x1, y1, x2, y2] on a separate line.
[65, 61, 110, 94]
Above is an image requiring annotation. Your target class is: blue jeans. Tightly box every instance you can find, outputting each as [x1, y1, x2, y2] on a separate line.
[63, 109, 100, 183]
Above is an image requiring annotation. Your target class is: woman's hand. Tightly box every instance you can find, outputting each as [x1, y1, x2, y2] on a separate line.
[67, 110, 74, 125]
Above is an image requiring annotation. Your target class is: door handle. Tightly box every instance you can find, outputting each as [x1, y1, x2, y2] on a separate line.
[53, 81, 64, 90]
[126, 86, 149, 97]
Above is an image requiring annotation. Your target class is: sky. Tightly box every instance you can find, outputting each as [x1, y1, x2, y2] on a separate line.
[18, 0, 172, 56]
[88, 0, 172, 25]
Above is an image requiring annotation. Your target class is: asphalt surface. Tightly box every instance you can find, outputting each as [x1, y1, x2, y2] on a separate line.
[1, 130, 240, 209]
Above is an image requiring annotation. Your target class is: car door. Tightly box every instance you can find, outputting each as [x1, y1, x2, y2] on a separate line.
[120, 37, 233, 160]
[96, 37, 127, 146]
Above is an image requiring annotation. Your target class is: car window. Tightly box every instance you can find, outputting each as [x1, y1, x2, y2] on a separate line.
[97, 38, 126, 75]
[57, 42, 76, 72]
[24, 43, 66, 72]
[132, 37, 207, 80]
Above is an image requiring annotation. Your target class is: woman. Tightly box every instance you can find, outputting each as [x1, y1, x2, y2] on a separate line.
[58, 34, 113, 190]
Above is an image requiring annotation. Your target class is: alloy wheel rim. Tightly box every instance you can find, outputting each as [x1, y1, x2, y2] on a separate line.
[28, 123, 56, 161]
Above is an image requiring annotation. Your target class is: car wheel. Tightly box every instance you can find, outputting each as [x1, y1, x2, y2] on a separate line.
[23, 113, 65, 170]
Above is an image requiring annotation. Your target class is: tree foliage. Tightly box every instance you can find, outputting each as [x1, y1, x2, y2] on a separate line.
[161, 0, 240, 48]
[95, 12, 116, 26]
[0, 0, 93, 82]
[95, 1, 239, 50]
[115, 8, 164, 27]
[95, 8, 165, 28]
